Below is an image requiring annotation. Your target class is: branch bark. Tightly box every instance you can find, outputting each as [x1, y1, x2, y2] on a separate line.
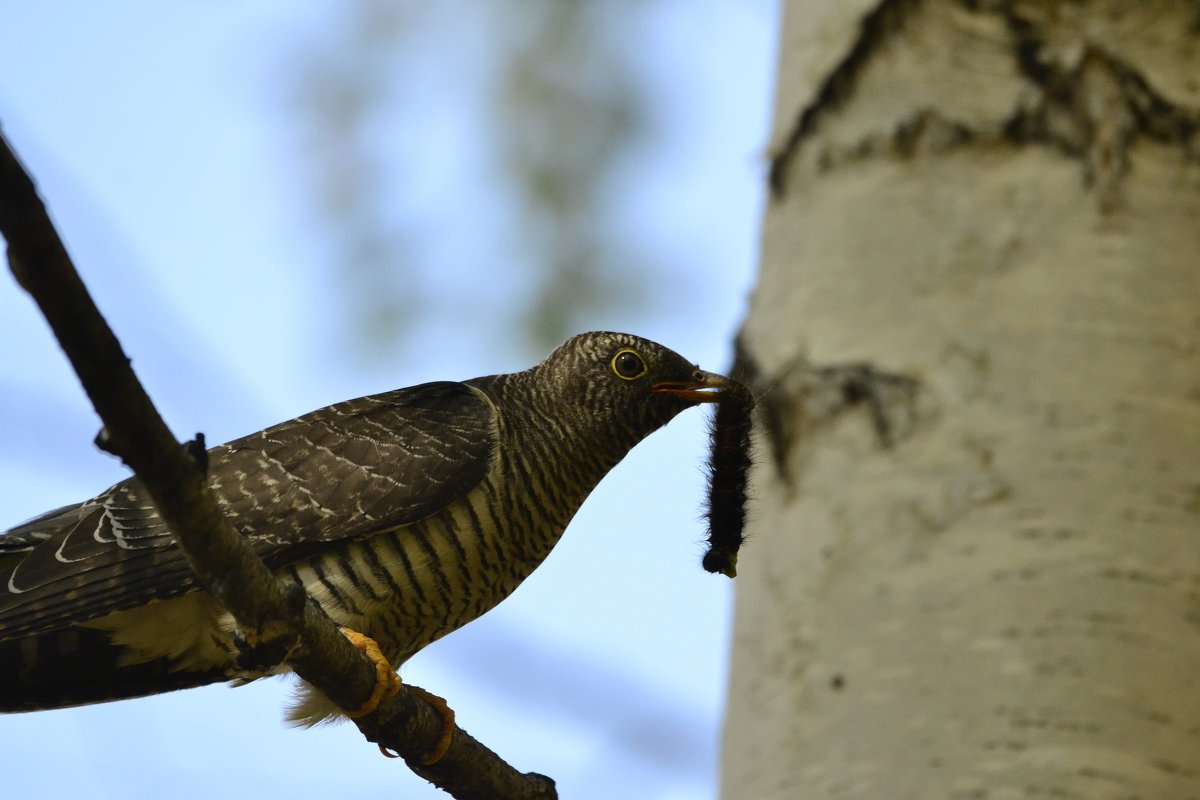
[0, 128, 556, 800]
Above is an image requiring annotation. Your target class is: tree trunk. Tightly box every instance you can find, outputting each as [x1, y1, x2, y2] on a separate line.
[723, 1, 1200, 797]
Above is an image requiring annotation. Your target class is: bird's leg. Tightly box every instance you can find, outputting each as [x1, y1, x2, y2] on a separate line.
[233, 633, 293, 672]
[340, 627, 401, 718]
[339, 628, 455, 764]
[233, 584, 309, 672]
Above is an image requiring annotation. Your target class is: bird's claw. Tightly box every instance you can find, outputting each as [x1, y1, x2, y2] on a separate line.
[341, 627, 401, 719]
[407, 684, 456, 765]
[373, 687, 457, 765]
[339, 628, 454, 764]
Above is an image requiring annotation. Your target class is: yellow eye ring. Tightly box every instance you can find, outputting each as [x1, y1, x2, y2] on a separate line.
[611, 349, 648, 380]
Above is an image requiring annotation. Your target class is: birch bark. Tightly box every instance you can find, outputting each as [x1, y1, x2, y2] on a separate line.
[723, 2, 1200, 797]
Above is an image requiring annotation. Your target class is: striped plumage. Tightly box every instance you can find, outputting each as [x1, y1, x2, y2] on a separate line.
[0, 331, 729, 722]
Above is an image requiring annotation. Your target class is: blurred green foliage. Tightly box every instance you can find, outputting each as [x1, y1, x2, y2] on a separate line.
[284, 1, 663, 360]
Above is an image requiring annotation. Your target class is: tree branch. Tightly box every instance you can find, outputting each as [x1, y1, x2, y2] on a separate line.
[0, 128, 556, 800]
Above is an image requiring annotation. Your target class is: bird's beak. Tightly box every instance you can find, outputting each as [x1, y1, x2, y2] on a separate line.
[650, 370, 736, 403]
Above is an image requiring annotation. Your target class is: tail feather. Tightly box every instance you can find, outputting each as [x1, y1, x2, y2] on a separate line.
[1, 627, 226, 712]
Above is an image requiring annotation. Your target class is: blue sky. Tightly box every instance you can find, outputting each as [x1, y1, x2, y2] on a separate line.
[0, 3, 776, 798]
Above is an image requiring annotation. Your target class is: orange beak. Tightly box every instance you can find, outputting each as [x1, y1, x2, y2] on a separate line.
[650, 370, 736, 403]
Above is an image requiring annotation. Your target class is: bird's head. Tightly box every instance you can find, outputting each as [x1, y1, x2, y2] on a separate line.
[530, 331, 734, 441]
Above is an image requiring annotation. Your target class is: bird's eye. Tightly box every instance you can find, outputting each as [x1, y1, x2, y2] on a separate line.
[611, 349, 648, 380]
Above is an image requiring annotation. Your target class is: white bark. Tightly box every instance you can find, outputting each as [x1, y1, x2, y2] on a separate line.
[723, 1, 1200, 797]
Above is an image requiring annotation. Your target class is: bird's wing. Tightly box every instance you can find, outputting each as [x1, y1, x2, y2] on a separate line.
[0, 381, 497, 638]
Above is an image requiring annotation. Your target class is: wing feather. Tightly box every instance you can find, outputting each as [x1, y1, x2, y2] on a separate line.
[0, 381, 496, 638]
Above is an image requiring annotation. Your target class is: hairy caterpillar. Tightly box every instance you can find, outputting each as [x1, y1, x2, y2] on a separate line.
[702, 381, 753, 578]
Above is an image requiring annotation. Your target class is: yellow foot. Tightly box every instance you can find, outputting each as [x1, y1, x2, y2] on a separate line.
[340, 627, 401, 719]
[408, 685, 456, 765]
[339, 628, 453, 764]
[376, 685, 456, 764]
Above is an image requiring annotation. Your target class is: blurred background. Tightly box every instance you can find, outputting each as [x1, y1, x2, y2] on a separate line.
[0, 2, 776, 798]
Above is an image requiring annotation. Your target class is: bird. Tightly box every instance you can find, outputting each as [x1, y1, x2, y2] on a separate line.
[0, 331, 733, 726]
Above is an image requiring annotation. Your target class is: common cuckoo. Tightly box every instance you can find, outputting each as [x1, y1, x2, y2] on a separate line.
[0, 331, 734, 723]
